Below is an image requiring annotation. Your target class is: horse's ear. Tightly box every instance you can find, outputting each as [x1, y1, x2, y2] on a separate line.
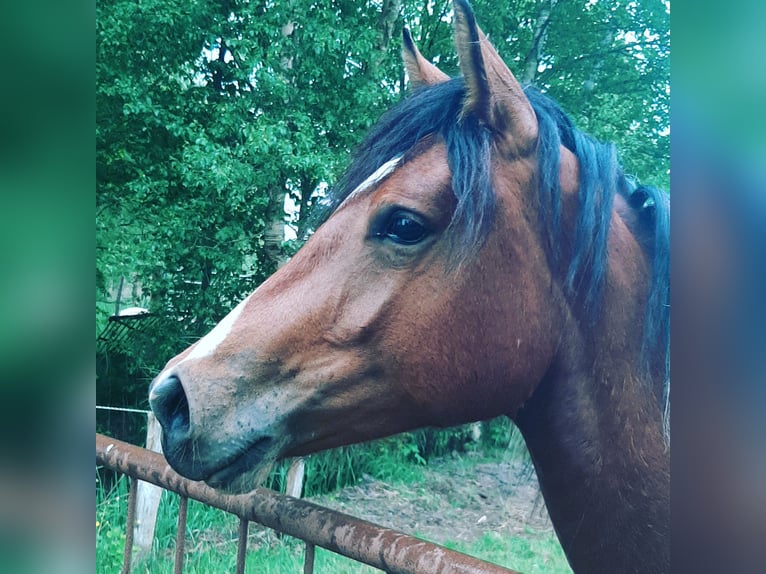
[453, 0, 537, 156]
[402, 28, 449, 89]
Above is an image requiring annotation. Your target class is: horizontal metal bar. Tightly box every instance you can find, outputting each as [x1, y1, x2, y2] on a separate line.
[97, 433, 521, 574]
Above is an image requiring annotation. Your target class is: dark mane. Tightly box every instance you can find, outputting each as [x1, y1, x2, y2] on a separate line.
[320, 78, 670, 415]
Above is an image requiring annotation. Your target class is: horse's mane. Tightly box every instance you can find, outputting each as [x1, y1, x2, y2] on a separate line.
[318, 78, 670, 419]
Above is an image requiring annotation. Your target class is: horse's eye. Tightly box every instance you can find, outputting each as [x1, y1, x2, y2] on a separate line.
[381, 210, 429, 245]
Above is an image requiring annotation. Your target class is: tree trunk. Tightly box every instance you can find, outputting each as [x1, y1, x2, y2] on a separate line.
[370, 0, 403, 74]
[520, 0, 559, 85]
[296, 174, 318, 240]
[263, 206, 288, 269]
[377, 0, 403, 52]
[261, 4, 299, 270]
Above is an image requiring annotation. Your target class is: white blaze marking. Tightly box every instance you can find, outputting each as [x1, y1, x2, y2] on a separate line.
[188, 295, 251, 360]
[337, 156, 402, 209]
[152, 293, 253, 387]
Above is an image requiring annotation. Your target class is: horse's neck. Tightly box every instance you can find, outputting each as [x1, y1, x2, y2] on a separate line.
[515, 355, 670, 574]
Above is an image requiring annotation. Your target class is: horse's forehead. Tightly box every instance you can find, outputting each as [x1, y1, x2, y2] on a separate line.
[367, 145, 454, 215]
[336, 143, 453, 215]
[408, 143, 452, 180]
[345, 156, 403, 204]
[375, 144, 450, 195]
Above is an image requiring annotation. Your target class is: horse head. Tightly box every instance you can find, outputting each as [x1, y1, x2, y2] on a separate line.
[150, 2, 669, 571]
[149, 0, 569, 490]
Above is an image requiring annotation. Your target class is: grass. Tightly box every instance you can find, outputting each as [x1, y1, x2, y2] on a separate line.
[444, 531, 573, 574]
[97, 421, 572, 573]
[96, 482, 394, 574]
[97, 475, 571, 574]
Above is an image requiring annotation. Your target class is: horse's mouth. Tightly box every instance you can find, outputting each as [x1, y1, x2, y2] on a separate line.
[203, 436, 275, 491]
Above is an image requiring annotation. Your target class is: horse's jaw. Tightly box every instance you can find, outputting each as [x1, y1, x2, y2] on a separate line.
[200, 437, 281, 493]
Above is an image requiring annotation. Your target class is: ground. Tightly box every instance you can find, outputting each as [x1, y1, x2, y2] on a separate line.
[308, 451, 555, 546]
[131, 448, 571, 573]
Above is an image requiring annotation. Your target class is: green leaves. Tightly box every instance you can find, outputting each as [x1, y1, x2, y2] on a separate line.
[97, 0, 669, 373]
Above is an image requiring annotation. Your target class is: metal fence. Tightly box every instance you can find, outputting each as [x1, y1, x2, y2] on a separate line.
[96, 433, 521, 574]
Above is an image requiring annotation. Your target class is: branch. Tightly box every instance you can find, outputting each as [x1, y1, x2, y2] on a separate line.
[569, 38, 668, 65]
[425, 0, 450, 55]
[377, 0, 403, 52]
[521, 0, 560, 85]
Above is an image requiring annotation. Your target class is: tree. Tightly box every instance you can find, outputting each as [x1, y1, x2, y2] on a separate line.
[98, 1, 396, 348]
[408, 0, 670, 189]
[97, 0, 669, 384]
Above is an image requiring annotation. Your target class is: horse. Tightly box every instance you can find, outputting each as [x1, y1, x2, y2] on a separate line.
[148, 1, 670, 572]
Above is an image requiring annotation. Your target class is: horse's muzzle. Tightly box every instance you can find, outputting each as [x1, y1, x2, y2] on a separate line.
[148, 373, 208, 480]
[149, 375, 189, 436]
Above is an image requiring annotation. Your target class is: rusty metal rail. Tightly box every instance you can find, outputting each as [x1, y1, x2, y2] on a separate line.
[97, 433, 520, 574]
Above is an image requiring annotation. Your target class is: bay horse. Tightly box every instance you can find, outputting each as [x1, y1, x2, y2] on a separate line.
[149, 1, 670, 572]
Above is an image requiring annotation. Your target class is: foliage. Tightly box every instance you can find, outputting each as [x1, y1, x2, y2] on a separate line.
[96, 0, 669, 434]
[95, 2, 667, 567]
[96, 473, 128, 573]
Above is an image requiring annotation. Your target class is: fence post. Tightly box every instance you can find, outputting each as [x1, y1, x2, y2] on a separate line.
[285, 457, 305, 498]
[134, 412, 164, 559]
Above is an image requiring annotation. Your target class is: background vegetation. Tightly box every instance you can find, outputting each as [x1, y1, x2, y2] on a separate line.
[97, 0, 668, 568]
[97, 0, 669, 357]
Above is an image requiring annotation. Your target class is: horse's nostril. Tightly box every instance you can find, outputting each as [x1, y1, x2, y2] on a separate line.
[149, 374, 190, 436]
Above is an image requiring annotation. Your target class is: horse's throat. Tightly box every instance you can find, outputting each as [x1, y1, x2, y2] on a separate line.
[514, 364, 670, 574]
